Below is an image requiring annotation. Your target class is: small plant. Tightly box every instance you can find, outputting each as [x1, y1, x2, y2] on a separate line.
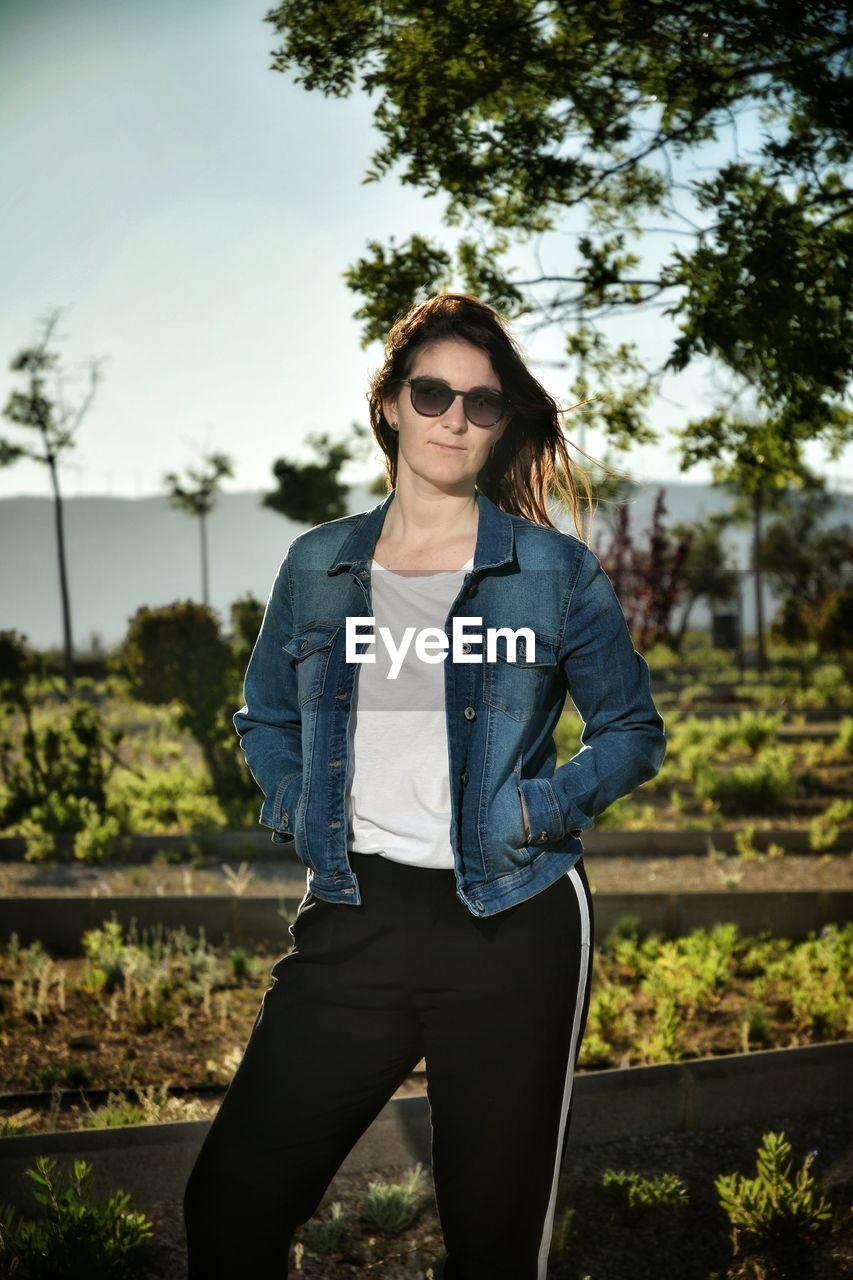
[644, 995, 684, 1063]
[740, 1000, 771, 1052]
[65, 1060, 92, 1089]
[836, 716, 853, 754]
[716, 1131, 832, 1253]
[85, 1083, 208, 1128]
[602, 1167, 689, 1213]
[229, 947, 252, 981]
[359, 1164, 424, 1235]
[301, 1200, 349, 1253]
[0, 1154, 153, 1278]
[809, 798, 853, 852]
[221, 861, 254, 896]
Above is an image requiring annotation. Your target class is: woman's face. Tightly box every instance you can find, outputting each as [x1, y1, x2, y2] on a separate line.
[383, 338, 510, 495]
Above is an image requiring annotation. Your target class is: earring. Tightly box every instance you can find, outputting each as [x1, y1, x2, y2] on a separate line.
[490, 442, 496, 459]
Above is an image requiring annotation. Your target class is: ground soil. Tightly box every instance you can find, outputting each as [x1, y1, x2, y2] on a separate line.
[130, 1109, 852, 1279]
[1, 852, 851, 898]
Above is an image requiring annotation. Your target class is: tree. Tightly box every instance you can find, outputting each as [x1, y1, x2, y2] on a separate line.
[264, 2, 852, 466]
[262, 425, 373, 525]
[593, 488, 694, 651]
[164, 451, 235, 607]
[759, 478, 853, 609]
[676, 413, 819, 670]
[668, 514, 741, 653]
[1, 309, 103, 691]
[119, 601, 250, 806]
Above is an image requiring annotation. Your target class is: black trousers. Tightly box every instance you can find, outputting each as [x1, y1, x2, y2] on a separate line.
[183, 852, 594, 1279]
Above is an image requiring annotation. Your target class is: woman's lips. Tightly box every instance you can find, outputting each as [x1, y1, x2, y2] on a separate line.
[431, 442, 464, 451]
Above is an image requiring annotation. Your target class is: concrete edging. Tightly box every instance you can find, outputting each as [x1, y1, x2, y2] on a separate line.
[0, 1041, 848, 1212]
[2, 889, 850, 954]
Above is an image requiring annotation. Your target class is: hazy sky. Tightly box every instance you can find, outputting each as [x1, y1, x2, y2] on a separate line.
[2, 0, 850, 500]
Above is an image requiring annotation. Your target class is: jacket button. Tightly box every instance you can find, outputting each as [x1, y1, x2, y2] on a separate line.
[463, 706, 476, 720]
[329, 820, 341, 829]
[330, 758, 341, 768]
[281, 810, 288, 823]
[474, 900, 484, 911]
[460, 769, 468, 785]
[536, 831, 548, 843]
[462, 642, 471, 653]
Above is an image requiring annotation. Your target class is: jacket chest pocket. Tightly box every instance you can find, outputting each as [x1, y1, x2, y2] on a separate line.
[283, 626, 340, 707]
[483, 633, 558, 722]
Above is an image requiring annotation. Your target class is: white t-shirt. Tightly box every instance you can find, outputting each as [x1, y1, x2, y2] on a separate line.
[345, 554, 474, 869]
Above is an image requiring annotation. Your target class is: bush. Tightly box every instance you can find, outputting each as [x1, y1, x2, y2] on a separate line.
[0, 1155, 153, 1279]
[694, 748, 795, 814]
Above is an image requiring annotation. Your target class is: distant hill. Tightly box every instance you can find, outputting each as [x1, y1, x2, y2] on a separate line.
[2, 482, 851, 650]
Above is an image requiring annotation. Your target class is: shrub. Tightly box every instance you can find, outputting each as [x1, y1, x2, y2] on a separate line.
[716, 1131, 832, 1252]
[301, 1201, 349, 1254]
[694, 748, 795, 814]
[359, 1165, 424, 1235]
[0, 1155, 153, 1279]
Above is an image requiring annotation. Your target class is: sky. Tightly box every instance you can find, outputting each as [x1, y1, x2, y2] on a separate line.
[1, 0, 850, 501]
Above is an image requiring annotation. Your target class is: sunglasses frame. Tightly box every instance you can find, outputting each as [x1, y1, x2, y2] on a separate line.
[394, 377, 510, 429]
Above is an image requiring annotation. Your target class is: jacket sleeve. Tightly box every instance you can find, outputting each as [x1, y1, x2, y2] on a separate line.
[233, 551, 303, 843]
[518, 544, 666, 844]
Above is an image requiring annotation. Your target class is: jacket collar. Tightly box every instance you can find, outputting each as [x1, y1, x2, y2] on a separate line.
[327, 488, 515, 575]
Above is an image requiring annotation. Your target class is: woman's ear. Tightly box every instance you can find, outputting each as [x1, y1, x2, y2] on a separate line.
[381, 391, 399, 429]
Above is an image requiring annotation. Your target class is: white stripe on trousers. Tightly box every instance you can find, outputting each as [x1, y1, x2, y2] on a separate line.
[536, 866, 592, 1279]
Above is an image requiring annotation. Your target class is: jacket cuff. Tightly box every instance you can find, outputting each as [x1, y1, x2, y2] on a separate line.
[518, 777, 592, 846]
[260, 769, 302, 843]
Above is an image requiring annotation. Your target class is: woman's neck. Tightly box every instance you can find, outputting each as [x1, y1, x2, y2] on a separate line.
[374, 485, 479, 571]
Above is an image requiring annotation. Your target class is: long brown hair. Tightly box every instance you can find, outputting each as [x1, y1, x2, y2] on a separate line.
[367, 293, 595, 541]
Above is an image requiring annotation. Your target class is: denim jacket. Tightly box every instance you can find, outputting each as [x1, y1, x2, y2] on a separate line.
[233, 488, 666, 917]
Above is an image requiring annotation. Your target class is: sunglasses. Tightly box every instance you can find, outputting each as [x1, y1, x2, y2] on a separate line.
[396, 377, 510, 429]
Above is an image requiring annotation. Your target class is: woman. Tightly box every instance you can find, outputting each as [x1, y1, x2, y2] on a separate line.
[184, 293, 666, 1278]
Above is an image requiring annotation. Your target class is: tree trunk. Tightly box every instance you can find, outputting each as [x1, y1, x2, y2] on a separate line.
[200, 513, 209, 608]
[752, 487, 766, 673]
[48, 454, 75, 692]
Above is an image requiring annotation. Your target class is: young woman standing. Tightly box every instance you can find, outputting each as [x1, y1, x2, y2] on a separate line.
[184, 293, 666, 1278]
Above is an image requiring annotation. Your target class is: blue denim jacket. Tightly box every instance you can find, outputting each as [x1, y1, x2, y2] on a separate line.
[233, 488, 666, 917]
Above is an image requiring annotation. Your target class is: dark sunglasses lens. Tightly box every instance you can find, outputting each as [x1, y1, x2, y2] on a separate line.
[464, 392, 504, 426]
[411, 380, 453, 416]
